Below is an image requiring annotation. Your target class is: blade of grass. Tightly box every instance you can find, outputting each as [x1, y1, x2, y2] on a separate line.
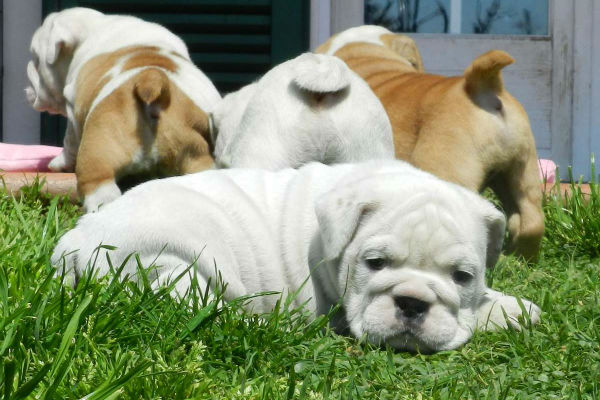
[42, 294, 93, 399]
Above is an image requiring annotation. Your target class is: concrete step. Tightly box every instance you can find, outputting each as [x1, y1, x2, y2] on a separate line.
[0, 171, 594, 204]
[1, 172, 78, 201]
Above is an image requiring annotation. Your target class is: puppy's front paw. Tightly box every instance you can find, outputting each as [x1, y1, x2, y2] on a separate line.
[476, 288, 541, 331]
[48, 152, 74, 172]
[83, 181, 121, 213]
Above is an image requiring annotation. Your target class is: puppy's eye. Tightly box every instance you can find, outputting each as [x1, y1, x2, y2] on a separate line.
[452, 270, 473, 284]
[365, 258, 386, 271]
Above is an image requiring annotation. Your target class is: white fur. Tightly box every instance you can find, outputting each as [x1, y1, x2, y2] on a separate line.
[47, 150, 71, 172]
[26, 8, 221, 174]
[211, 52, 394, 170]
[291, 53, 350, 92]
[83, 180, 121, 213]
[52, 160, 540, 352]
[322, 25, 391, 56]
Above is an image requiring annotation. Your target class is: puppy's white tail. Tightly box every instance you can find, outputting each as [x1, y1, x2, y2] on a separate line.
[291, 53, 351, 93]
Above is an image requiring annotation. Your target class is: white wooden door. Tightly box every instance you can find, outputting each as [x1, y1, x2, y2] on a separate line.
[320, 0, 594, 179]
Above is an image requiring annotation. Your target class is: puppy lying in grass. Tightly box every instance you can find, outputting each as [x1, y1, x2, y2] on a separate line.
[52, 160, 540, 352]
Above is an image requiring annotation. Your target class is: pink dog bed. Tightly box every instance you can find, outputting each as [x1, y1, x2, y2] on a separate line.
[538, 159, 556, 184]
[0, 143, 559, 185]
[0, 143, 62, 172]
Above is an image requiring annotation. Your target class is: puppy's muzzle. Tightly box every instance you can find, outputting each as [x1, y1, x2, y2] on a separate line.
[25, 60, 64, 115]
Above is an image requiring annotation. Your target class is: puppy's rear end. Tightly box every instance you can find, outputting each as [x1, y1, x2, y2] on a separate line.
[291, 53, 394, 164]
[211, 53, 393, 170]
[75, 48, 214, 212]
[289, 53, 357, 165]
[464, 50, 544, 259]
[134, 68, 213, 174]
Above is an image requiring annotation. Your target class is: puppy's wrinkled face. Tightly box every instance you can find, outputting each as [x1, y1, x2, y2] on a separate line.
[26, 61, 68, 115]
[344, 197, 488, 352]
[316, 169, 504, 352]
[26, 39, 68, 114]
[25, 13, 75, 115]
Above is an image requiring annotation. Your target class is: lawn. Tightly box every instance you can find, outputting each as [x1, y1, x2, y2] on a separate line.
[0, 175, 599, 399]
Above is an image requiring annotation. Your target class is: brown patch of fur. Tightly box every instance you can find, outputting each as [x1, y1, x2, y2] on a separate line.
[74, 47, 212, 200]
[122, 50, 178, 73]
[334, 42, 417, 73]
[319, 34, 543, 260]
[73, 46, 167, 129]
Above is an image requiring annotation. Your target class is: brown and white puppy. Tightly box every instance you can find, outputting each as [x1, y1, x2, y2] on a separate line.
[317, 25, 544, 261]
[26, 8, 221, 212]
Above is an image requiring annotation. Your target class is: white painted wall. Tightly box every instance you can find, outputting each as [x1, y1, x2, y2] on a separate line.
[2, 0, 42, 144]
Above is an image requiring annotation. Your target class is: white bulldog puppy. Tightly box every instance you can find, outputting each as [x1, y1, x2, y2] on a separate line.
[26, 8, 221, 212]
[52, 160, 540, 352]
[211, 53, 394, 169]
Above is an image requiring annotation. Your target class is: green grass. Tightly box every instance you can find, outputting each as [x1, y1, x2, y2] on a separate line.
[0, 176, 599, 399]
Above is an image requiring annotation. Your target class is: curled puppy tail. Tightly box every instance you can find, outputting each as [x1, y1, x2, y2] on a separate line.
[464, 50, 514, 96]
[134, 68, 171, 118]
[291, 53, 351, 94]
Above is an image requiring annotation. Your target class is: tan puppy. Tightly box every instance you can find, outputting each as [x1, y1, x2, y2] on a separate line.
[317, 25, 544, 261]
[26, 9, 221, 212]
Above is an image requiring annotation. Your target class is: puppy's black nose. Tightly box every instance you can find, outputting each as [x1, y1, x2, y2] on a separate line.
[395, 296, 430, 319]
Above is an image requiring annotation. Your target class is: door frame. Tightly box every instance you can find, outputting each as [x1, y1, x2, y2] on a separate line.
[572, 0, 600, 180]
[0, 0, 3, 142]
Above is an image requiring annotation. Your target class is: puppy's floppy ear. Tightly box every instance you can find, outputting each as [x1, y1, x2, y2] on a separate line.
[389, 34, 424, 72]
[478, 199, 506, 269]
[46, 24, 76, 65]
[315, 185, 377, 261]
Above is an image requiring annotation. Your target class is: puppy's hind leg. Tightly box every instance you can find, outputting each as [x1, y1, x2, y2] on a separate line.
[490, 153, 544, 261]
[82, 181, 122, 213]
[75, 114, 135, 213]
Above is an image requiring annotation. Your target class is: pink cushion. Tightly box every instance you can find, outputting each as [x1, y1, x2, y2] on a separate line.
[0, 143, 560, 184]
[538, 159, 556, 184]
[0, 143, 63, 172]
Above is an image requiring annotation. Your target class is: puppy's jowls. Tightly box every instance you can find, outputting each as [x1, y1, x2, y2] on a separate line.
[317, 25, 544, 261]
[26, 8, 221, 212]
[211, 53, 394, 169]
[52, 160, 540, 353]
